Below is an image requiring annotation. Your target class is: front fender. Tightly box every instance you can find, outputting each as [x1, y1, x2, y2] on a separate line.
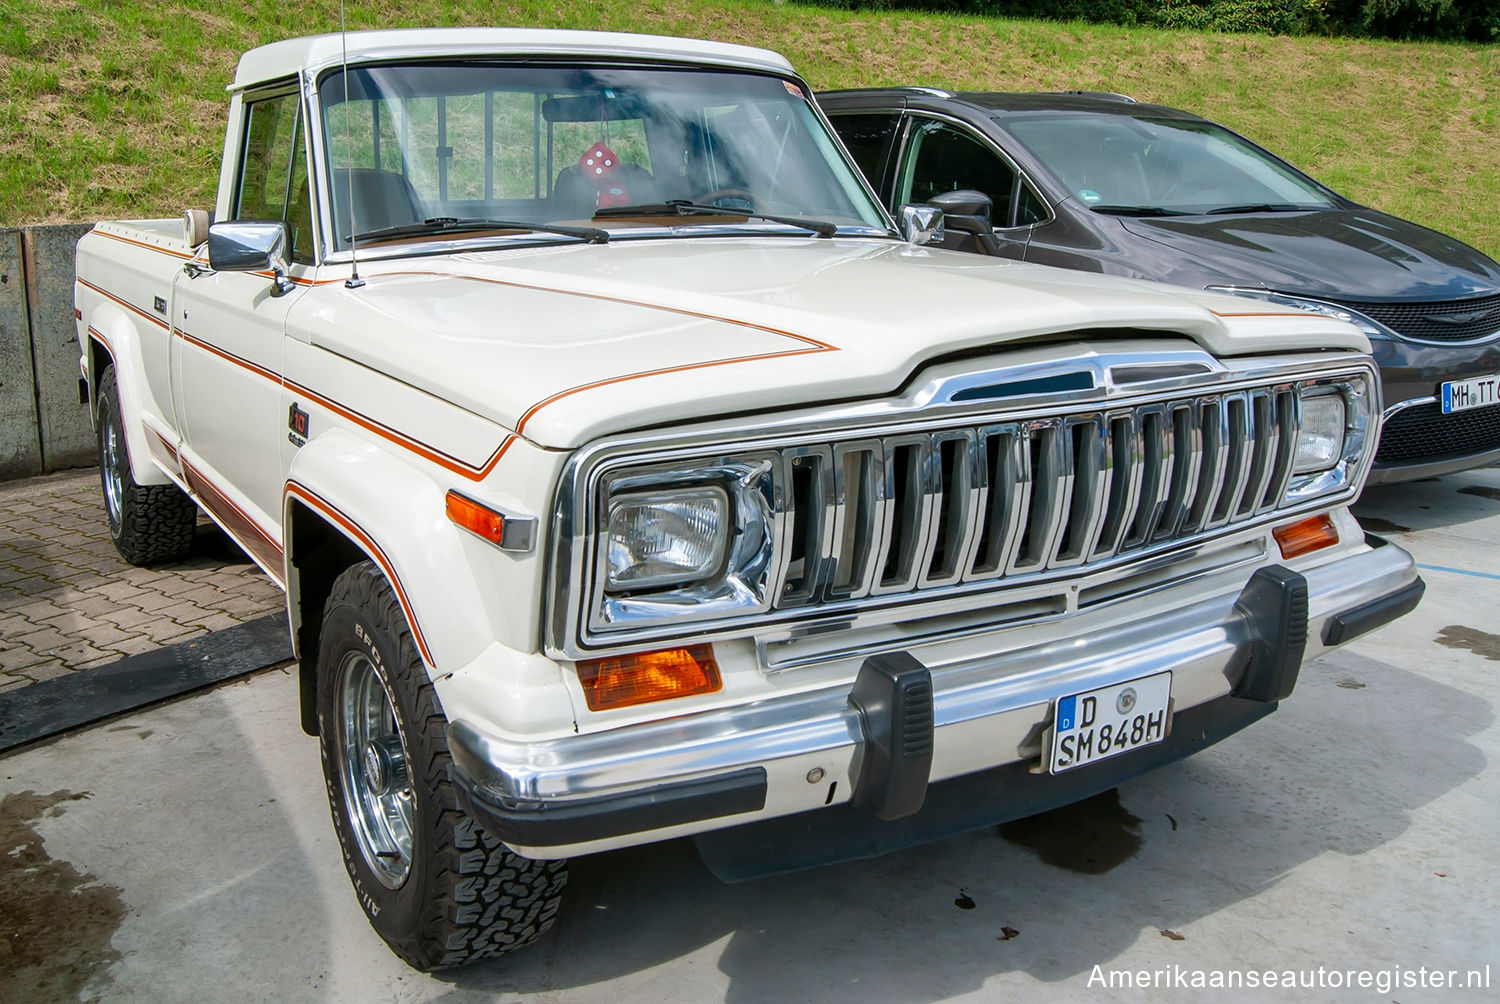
[283, 428, 497, 675]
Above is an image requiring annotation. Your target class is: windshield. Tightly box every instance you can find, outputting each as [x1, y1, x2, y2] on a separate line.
[1004, 114, 1336, 215]
[317, 62, 888, 249]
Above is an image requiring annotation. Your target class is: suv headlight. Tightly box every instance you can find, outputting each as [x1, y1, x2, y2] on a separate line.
[606, 488, 730, 590]
[1207, 287, 1394, 341]
[1293, 392, 1346, 474]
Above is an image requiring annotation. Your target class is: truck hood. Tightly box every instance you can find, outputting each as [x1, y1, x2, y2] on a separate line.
[1118, 207, 1500, 301]
[302, 238, 1366, 450]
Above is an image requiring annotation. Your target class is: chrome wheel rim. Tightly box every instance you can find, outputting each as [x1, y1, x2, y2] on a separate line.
[337, 650, 414, 888]
[101, 417, 123, 525]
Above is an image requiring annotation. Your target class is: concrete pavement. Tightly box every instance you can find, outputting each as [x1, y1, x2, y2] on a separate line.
[1, 466, 1497, 1001]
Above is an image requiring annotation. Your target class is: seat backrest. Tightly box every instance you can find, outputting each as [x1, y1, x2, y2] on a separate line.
[551, 162, 659, 220]
[330, 168, 425, 240]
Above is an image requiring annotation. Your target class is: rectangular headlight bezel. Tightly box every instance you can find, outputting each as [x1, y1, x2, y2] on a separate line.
[587, 455, 782, 635]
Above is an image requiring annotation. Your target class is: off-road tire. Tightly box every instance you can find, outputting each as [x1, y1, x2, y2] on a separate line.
[316, 561, 567, 970]
[95, 366, 196, 565]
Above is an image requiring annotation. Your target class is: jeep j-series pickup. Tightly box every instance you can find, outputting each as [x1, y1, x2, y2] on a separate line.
[75, 28, 1423, 969]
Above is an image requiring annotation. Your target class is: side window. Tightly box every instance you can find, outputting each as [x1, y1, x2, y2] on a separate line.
[898, 120, 1017, 226]
[235, 90, 315, 265]
[1016, 182, 1050, 227]
[826, 113, 900, 202]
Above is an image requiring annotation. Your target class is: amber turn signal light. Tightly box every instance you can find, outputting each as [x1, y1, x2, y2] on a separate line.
[446, 491, 531, 550]
[577, 645, 721, 711]
[1273, 514, 1339, 559]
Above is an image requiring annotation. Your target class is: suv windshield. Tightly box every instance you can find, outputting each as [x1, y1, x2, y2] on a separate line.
[1004, 114, 1336, 216]
[318, 62, 888, 250]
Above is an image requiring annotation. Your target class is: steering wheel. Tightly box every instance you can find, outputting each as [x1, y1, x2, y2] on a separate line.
[692, 188, 757, 211]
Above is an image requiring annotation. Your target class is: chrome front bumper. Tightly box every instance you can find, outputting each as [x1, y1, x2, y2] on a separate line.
[448, 535, 1420, 862]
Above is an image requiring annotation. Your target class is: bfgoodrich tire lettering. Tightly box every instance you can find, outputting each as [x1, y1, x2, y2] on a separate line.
[95, 366, 196, 565]
[316, 561, 567, 970]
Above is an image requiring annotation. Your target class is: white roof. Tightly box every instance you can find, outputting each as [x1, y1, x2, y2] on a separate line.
[232, 28, 795, 90]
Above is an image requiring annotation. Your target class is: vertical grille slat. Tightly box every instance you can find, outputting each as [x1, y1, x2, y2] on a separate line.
[870, 437, 934, 596]
[1239, 390, 1277, 518]
[1155, 403, 1202, 540]
[1009, 421, 1070, 574]
[1052, 416, 1112, 567]
[1091, 414, 1143, 561]
[1123, 407, 1173, 548]
[920, 431, 982, 588]
[1185, 398, 1227, 535]
[775, 446, 835, 606]
[829, 443, 883, 600]
[1262, 389, 1299, 511]
[967, 427, 1025, 578]
[1213, 392, 1253, 525]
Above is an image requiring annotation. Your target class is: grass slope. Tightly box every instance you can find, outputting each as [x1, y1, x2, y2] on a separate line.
[1, 0, 1496, 256]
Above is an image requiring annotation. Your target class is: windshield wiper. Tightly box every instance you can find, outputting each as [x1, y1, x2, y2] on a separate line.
[593, 200, 837, 238]
[347, 217, 609, 245]
[1087, 205, 1193, 217]
[1204, 203, 1319, 215]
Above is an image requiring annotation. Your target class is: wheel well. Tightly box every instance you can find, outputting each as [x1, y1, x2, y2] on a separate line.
[288, 498, 368, 736]
[87, 336, 113, 413]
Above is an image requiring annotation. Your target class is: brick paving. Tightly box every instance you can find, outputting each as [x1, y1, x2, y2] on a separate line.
[0, 469, 285, 692]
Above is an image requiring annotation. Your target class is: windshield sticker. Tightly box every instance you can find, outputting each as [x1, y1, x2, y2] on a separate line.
[1079, 189, 1102, 204]
[783, 80, 806, 100]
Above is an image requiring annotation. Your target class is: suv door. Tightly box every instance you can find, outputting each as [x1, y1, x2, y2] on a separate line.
[170, 84, 314, 569]
[894, 117, 1047, 259]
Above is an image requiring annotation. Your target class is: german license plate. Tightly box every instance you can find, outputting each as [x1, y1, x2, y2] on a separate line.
[1050, 672, 1172, 774]
[1441, 373, 1499, 414]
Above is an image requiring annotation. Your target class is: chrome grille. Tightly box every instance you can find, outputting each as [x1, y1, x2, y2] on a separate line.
[771, 387, 1300, 610]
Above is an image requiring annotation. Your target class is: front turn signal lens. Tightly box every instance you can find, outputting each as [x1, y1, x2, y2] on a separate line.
[577, 645, 721, 711]
[446, 491, 535, 551]
[1273, 514, 1339, 559]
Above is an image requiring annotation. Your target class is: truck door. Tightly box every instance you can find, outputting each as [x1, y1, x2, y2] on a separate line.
[171, 83, 316, 573]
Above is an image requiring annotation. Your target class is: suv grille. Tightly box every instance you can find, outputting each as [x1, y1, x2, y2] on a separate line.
[1376, 401, 1500, 465]
[773, 386, 1299, 607]
[1332, 293, 1500, 343]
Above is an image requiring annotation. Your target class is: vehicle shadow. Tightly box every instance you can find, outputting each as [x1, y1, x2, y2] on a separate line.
[1354, 463, 1500, 534]
[429, 644, 1489, 1001]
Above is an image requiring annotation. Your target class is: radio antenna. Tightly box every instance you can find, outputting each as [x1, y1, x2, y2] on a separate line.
[340, 0, 365, 289]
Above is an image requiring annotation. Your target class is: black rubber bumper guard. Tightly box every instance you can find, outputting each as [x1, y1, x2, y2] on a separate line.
[451, 562, 1423, 868]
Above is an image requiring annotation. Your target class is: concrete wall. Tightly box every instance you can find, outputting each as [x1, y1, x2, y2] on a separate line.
[0, 224, 96, 481]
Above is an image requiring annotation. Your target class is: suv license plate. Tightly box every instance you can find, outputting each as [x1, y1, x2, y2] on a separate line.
[1050, 672, 1172, 774]
[1441, 373, 1499, 414]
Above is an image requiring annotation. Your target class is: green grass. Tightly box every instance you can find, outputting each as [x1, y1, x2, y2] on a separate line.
[0, 0, 1495, 256]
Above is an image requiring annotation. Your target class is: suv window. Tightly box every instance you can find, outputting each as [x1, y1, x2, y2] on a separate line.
[826, 113, 900, 198]
[235, 90, 315, 265]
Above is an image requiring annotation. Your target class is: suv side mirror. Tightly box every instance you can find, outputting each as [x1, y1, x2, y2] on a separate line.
[206, 220, 295, 297]
[927, 190, 993, 236]
[899, 204, 945, 246]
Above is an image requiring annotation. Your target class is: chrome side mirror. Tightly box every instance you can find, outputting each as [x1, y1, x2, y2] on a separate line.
[206, 220, 295, 297]
[899, 204, 945, 247]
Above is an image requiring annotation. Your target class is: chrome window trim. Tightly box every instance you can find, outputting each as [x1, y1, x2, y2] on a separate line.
[544, 350, 1377, 661]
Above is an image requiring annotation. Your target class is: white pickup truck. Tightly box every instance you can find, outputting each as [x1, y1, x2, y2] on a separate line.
[75, 28, 1423, 970]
